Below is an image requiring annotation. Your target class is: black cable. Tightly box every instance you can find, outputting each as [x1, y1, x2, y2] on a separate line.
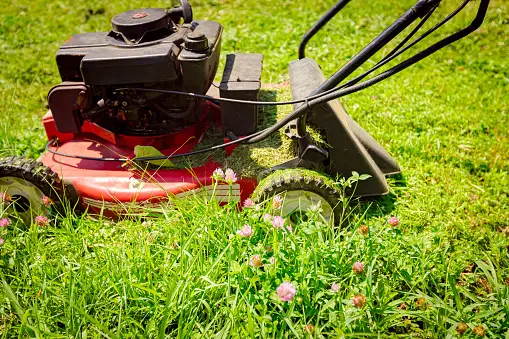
[45, 139, 128, 162]
[381, 3, 438, 61]
[45, 130, 265, 163]
[116, 87, 324, 107]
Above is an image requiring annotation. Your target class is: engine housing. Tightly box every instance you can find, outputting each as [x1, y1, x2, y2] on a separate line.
[49, 7, 222, 136]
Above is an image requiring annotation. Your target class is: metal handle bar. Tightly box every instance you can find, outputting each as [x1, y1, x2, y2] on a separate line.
[262, 0, 491, 145]
[298, 0, 352, 59]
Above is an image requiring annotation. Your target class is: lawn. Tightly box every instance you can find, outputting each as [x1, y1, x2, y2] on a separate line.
[0, 0, 508, 337]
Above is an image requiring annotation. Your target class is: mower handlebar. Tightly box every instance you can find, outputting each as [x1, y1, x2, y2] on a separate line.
[298, 0, 352, 59]
[258, 0, 491, 145]
[298, 0, 441, 60]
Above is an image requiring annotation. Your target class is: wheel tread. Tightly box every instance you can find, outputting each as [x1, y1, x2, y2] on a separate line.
[252, 168, 343, 224]
[0, 156, 66, 216]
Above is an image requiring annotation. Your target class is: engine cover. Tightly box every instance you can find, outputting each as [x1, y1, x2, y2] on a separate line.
[56, 18, 222, 90]
[49, 5, 223, 136]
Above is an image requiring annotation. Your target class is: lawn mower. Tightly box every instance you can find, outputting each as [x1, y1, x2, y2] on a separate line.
[0, 0, 489, 223]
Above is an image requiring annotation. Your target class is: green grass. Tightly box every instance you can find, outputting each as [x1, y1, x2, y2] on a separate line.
[1, 0, 509, 337]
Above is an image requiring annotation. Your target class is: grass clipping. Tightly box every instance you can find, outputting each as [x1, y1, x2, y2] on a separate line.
[172, 88, 297, 178]
[173, 87, 327, 178]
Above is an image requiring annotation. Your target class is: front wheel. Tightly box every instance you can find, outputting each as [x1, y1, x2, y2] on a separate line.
[252, 168, 343, 224]
[0, 157, 63, 224]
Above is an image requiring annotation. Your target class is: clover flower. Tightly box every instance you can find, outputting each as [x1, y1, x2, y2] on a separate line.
[352, 262, 364, 274]
[276, 282, 296, 302]
[0, 192, 11, 203]
[263, 213, 272, 223]
[269, 257, 275, 265]
[388, 217, 399, 226]
[249, 255, 263, 268]
[331, 283, 340, 293]
[34, 215, 49, 227]
[0, 238, 4, 246]
[415, 297, 427, 310]
[304, 324, 314, 333]
[0, 218, 10, 227]
[272, 216, 285, 229]
[309, 201, 322, 213]
[286, 225, 293, 233]
[272, 195, 283, 209]
[42, 196, 54, 206]
[352, 294, 366, 308]
[237, 224, 254, 237]
[212, 168, 224, 180]
[224, 168, 237, 183]
[456, 322, 468, 335]
[358, 224, 369, 236]
[243, 198, 255, 208]
[473, 325, 485, 337]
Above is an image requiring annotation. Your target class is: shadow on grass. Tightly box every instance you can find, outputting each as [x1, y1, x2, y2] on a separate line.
[354, 173, 407, 220]
[258, 89, 279, 133]
[226, 89, 300, 177]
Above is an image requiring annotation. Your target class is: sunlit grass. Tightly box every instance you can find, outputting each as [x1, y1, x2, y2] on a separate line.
[0, 0, 508, 337]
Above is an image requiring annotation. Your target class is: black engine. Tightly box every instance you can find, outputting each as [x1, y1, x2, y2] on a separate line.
[48, 1, 222, 136]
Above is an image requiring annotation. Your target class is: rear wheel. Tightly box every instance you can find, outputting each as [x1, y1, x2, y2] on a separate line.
[252, 168, 343, 224]
[0, 157, 63, 224]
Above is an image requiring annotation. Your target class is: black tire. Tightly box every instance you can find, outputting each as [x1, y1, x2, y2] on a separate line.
[252, 168, 343, 224]
[0, 156, 64, 224]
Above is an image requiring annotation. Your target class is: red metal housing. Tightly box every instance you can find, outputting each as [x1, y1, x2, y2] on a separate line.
[40, 101, 257, 216]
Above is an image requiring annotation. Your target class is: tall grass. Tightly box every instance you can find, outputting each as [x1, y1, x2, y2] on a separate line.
[1, 176, 508, 337]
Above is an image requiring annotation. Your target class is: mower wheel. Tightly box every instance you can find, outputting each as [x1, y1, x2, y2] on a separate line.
[252, 168, 342, 224]
[0, 156, 64, 224]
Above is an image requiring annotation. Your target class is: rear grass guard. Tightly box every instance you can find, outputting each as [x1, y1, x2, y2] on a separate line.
[289, 58, 400, 197]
